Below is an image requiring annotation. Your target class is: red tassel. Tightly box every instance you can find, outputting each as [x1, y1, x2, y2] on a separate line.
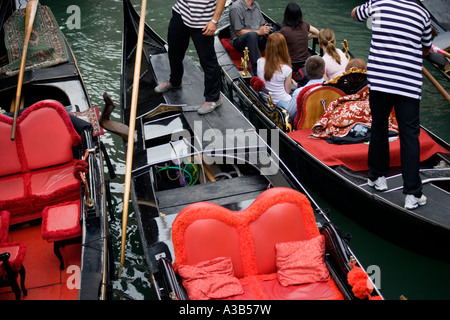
[347, 264, 373, 299]
[73, 159, 88, 180]
[250, 76, 265, 92]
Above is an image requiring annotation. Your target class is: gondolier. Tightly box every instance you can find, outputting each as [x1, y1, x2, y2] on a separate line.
[155, 0, 226, 114]
[351, 0, 432, 209]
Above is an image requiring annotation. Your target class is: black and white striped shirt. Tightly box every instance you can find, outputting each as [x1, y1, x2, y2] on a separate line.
[354, 0, 432, 99]
[173, 0, 217, 28]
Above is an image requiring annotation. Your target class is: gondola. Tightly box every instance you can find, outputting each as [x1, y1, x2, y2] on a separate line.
[417, 0, 450, 81]
[0, 0, 113, 300]
[100, 0, 382, 301]
[215, 3, 450, 261]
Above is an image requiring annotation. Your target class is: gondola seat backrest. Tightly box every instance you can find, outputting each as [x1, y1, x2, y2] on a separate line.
[293, 85, 346, 130]
[172, 187, 344, 300]
[0, 100, 81, 224]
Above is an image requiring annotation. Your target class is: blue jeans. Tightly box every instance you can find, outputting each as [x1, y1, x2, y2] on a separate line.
[276, 87, 302, 120]
[368, 90, 422, 196]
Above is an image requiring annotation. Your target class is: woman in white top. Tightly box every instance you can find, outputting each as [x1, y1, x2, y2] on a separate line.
[319, 28, 348, 80]
[256, 33, 295, 112]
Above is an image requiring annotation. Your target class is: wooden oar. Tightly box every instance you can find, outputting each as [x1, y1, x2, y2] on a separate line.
[11, 0, 39, 141]
[119, 0, 147, 276]
[422, 65, 450, 103]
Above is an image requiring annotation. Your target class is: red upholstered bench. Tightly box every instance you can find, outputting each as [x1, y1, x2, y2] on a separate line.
[41, 200, 82, 270]
[172, 187, 344, 300]
[0, 100, 81, 224]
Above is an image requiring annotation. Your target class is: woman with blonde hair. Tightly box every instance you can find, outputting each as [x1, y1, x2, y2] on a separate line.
[319, 28, 348, 80]
[256, 33, 294, 108]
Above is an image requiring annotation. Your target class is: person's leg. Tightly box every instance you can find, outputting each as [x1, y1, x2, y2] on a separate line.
[191, 28, 221, 102]
[167, 11, 190, 87]
[392, 94, 422, 196]
[368, 90, 393, 182]
[232, 32, 261, 72]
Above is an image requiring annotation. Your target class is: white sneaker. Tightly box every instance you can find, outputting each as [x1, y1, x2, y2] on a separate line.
[197, 99, 223, 115]
[404, 194, 427, 210]
[367, 176, 388, 191]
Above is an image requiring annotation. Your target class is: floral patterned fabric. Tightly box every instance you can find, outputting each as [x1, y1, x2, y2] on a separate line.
[178, 257, 244, 300]
[275, 235, 330, 286]
[310, 90, 397, 139]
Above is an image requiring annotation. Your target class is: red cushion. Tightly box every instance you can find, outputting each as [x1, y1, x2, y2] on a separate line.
[0, 174, 25, 202]
[0, 100, 80, 177]
[17, 100, 81, 171]
[173, 187, 319, 278]
[0, 118, 22, 176]
[0, 242, 26, 274]
[275, 235, 330, 286]
[0, 162, 80, 223]
[223, 278, 343, 300]
[0, 211, 10, 243]
[30, 162, 79, 199]
[178, 257, 244, 300]
[41, 200, 81, 242]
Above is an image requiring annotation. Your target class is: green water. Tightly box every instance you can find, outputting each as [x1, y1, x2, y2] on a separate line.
[42, 0, 450, 300]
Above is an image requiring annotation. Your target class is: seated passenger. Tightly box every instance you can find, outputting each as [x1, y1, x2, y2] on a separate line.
[256, 33, 294, 110]
[319, 28, 349, 80]
[284, 55, 326, 119]
[345, 58, 367, 72]
[280, 2, 319, 63]
[229, 0, 272, 73]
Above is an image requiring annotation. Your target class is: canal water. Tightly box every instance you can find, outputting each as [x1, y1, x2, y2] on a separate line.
[43, 0, 450, 300]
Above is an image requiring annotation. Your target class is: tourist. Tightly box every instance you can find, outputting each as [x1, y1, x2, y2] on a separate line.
[280, 2, 319, 63]
[229, 0, 272, 73]
[318, 28, 348, 80]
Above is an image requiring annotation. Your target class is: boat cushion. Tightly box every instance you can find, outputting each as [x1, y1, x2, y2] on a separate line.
[41, 200, 81, 242]
[0, 100, 81, 224]
[221, 38, 245, 70]
[178, 256, 244, 300]
[0, 211, 10, 243]
[0, 242, 26, 274]
[275, 235, 330, 286]
[172, 187, 344, 300]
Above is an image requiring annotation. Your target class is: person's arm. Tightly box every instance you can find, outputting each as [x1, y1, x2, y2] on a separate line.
[284, 72, 293, 94]
[351, 6, 359, 20]
[202, 0, 226, 35]
[308, 25, 319, 39]
[236, 23, 271, 37]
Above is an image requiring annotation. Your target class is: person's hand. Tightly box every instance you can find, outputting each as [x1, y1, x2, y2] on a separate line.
[202, 21, 217, 36]
[259, 23, 272, 36]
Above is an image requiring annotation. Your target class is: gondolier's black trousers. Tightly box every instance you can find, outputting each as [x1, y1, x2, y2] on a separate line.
[167, 11, 221, 102]
[368, 90, 423, 196]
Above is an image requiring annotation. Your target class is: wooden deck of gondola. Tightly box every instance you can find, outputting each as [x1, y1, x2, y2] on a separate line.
[156, 175, 270, 216]
[150, 53, 255, 134]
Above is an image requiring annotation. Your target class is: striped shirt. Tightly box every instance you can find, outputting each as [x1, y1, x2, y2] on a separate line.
[354, 0, 432, 99]
[173, 0, 218, 28]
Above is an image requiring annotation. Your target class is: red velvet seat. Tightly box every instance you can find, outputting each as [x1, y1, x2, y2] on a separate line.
[0, 211, 10, 243]
[0, 100, 81, 224]
[172, 187, 344, 300]
[0, 210, 27, 300]
[221, 38, 245, 70]
[41, 200, 82, 270]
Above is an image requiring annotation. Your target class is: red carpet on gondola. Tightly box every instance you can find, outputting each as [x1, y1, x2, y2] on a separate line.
[287, 128, 449, 172]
